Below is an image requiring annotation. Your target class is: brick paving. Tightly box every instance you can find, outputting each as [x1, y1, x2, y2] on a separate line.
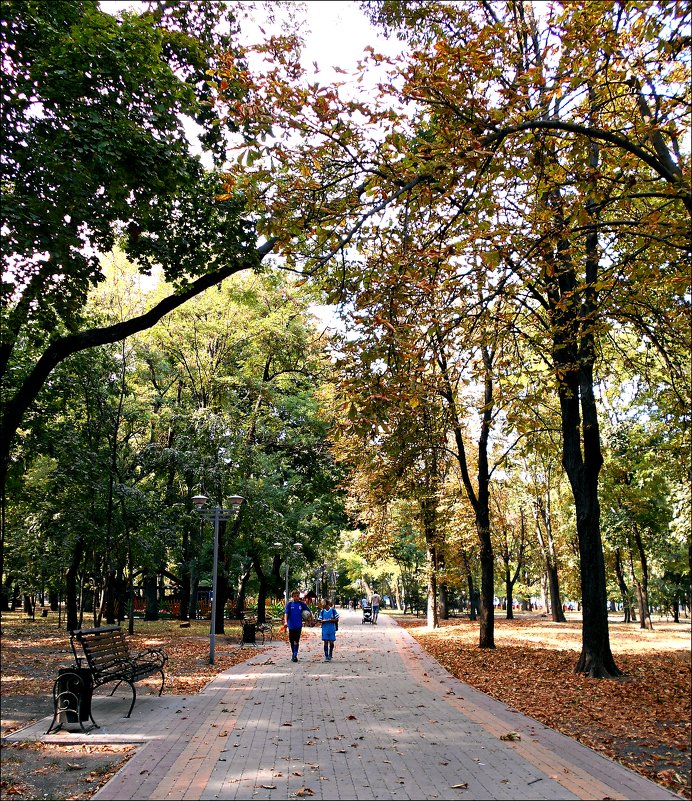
[7, 611, 680, 800]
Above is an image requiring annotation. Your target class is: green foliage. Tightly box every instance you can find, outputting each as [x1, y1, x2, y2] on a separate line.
[268, 602, 285, 619]
[0, 0, 254, 479]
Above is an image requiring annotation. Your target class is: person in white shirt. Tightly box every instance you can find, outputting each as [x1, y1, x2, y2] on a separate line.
[370, 592, 381, 623]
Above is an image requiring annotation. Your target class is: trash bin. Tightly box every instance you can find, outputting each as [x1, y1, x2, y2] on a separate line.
[241, 621, 256, 645]
[46, 667, 95, 733]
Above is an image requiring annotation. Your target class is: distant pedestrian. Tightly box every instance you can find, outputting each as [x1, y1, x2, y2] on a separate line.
[317, 598, 339, 661]
[283, 589, 313, 662]
[371, 592, 381, 623]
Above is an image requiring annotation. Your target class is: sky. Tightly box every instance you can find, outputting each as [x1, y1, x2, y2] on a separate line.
[97, 1, 398, 330]
[99, 1, 397, 73]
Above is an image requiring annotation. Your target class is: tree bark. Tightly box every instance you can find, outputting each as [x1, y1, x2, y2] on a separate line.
[535, 496, 566, 622]
[232, 562, 253, 619]
[421, 497, 439, 629]
[252, 552, 268, 624]
[546, 562, 566, 622]
[632, 529, 653, 630]
[544, 128, 621, 677]
[505, 565, 514, 620]
[179, 525, 191, 622]
[465, 570, 477, 621]
[65, 538, 84, 631]
[143, 573, 159, 621]
[614, 548, 633, 623]
[437, 335, 495, 647]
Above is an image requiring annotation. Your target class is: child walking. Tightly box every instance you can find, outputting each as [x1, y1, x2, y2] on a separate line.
[283, 589, 313, 662]
[317, 598, 339, 661]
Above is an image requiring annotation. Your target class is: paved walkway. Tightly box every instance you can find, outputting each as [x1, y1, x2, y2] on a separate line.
[8, 611, 679, 800]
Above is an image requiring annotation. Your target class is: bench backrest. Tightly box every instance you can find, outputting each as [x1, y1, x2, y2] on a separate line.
[71, 626, 131, 677]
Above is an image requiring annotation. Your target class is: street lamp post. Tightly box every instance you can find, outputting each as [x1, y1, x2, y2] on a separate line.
[192, 494, 244, 665]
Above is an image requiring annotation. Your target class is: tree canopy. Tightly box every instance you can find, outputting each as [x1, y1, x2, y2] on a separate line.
[2, 1, 689, 681]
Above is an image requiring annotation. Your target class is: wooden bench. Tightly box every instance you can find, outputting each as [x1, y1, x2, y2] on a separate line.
[256, 616, 278, 643]
[239, 613, 277, 646]
[70, 625, 167, 718]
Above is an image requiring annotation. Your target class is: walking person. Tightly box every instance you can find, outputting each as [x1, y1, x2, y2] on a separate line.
[371, 591, 381, 623]
[317, 598, 339, 661]
[283, 589, 313, 662]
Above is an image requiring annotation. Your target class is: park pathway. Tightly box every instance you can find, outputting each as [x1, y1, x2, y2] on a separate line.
[87, 610, 677, 800]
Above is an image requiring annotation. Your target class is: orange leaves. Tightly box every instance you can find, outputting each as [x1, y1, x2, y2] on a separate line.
[398, 616, 691, 800]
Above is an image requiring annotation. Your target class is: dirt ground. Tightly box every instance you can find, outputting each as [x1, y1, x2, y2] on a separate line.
[1, 611, 690, 800]
[1, 615, 266, 800]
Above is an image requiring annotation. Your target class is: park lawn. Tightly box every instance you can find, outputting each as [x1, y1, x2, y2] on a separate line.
[395, 612, 690, 800]
[0, 612, 280, 800]
[0, 612, 278, 701]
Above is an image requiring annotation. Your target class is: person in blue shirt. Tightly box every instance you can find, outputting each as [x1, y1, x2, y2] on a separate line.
[317, 598, 339, 661]
[283, 590, 313, 662]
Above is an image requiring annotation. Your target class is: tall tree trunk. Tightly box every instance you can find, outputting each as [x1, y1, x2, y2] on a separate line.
[505, 565, 514, 620]
[466, 572, 477, 621]
[426, 568, 438, 629]
[179, 524, 191, 622]
[478, 515, 495, 648]
[437, 550, 448, 620]
[632, 529, 653, 630]
[560, 388, 619, 676]
[127, 543, 135, 635]
[271, 553, 283, 601]
[65, 538, 84, 631]
[143, 573, 159, 621]
[437, 335, 495, 647]
[545, 133, 621, 677]
[103, 342, 127, 626]
[232, 561, 253, 619]
[421, 498, 439, 629]
[252, 552, 268, 624]
[546, 562, 565, 622]
[535, 495, 566, 622]
[1, 575, 12, 612]
[215, 571, 228, 635]
[614, 548, 633, 623]
[438, 582, 448, 620]
[187, 513, 203, 621]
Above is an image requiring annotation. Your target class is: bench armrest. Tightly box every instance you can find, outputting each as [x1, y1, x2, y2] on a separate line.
[132, 647, 168, 667]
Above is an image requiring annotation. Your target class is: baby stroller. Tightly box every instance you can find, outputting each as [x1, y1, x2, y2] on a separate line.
[361, 605, 373, 624]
